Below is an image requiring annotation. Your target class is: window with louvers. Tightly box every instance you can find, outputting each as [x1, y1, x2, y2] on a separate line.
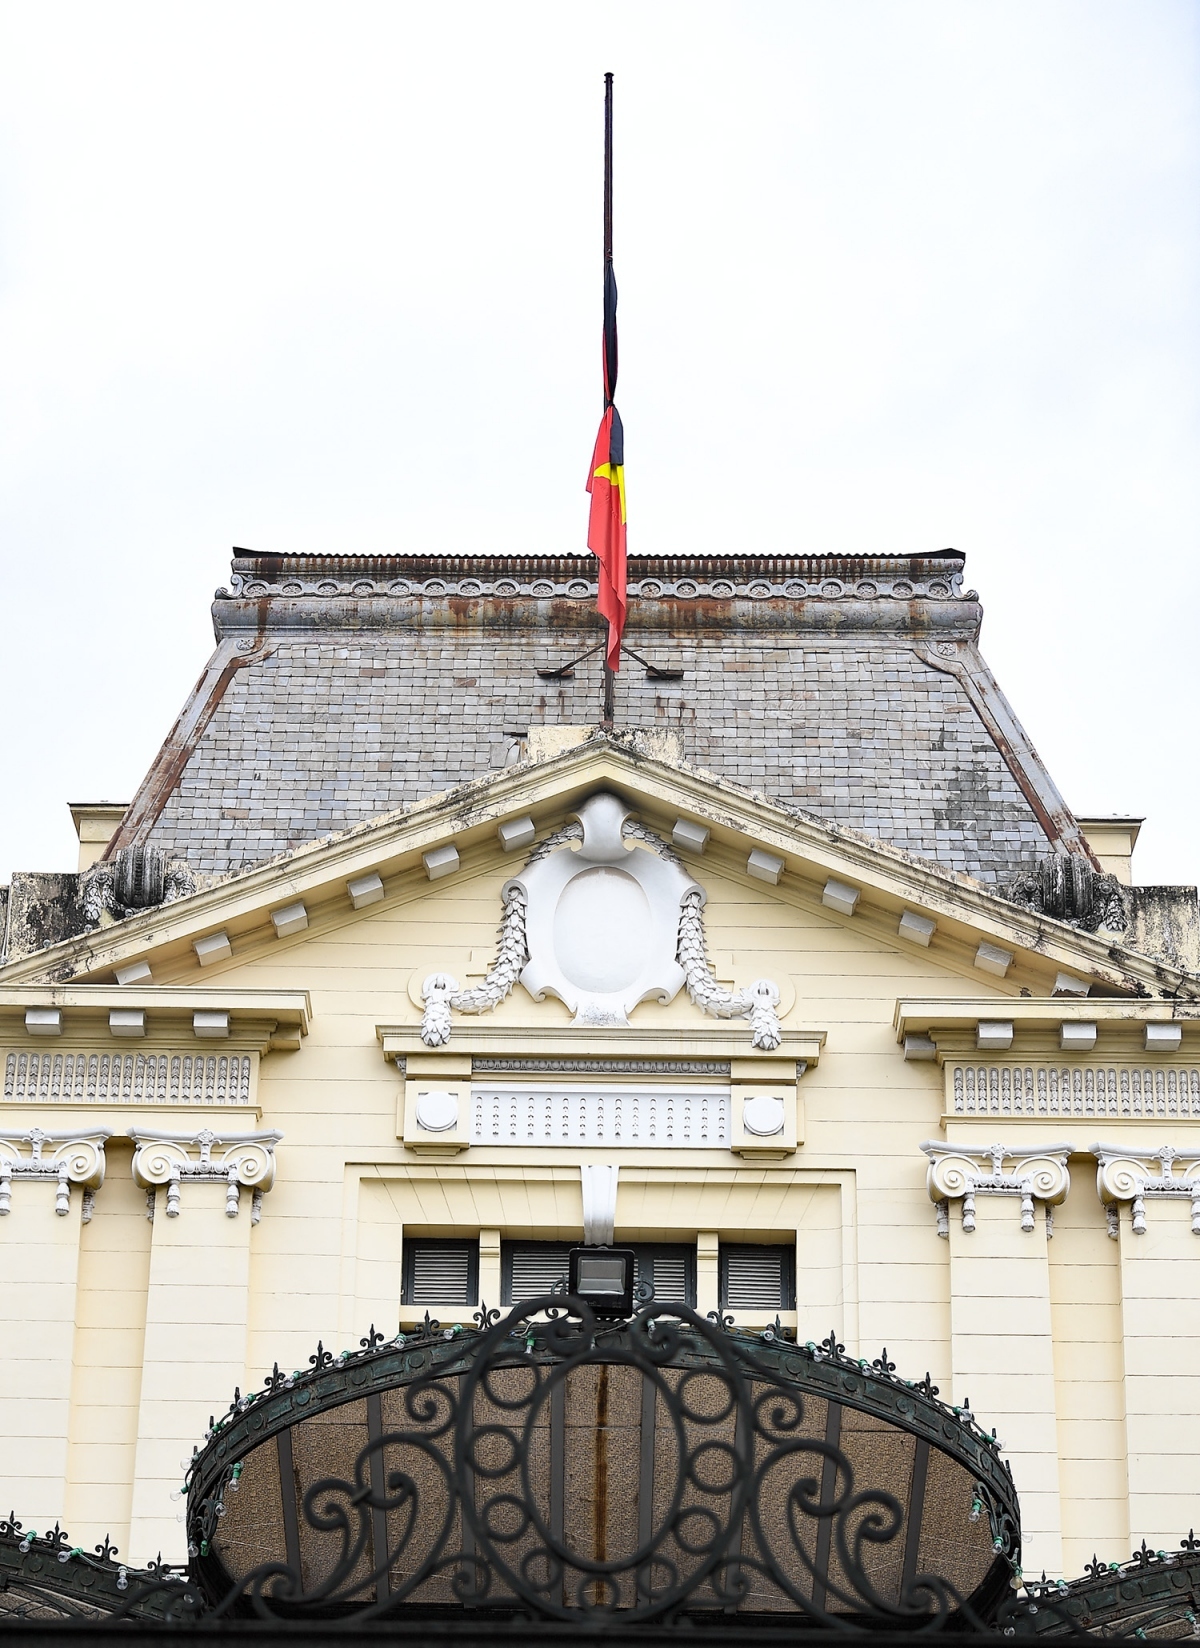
[501, 1242, 573, 1303]
[634, 1245, 695, 1306]
[401, 1239, 478, 1307]
[719, 1243, 796, 1311]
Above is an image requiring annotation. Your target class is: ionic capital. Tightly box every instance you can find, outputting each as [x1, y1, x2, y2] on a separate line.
[129, 1126, 282, 1219]
[921, 1139, 1073, 1235]
[1092, 1142, 1200, 1236]
[0, 1127, 111, 1216]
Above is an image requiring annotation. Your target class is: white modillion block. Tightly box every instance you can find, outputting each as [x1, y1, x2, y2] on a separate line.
[746, 849, 784, 885]
[974, 941, 1013, 979]
[1145, 1022, 1182, 1052]
[976, 1020, 1014, 1051]
[271, 902, 309, 938]
[904, 1034, 938, 1062]
[672, 818, 710, 855]
[898, 909, 935, 946]
[1060, 1021, 1098, 1052]
[423, 844, 461, 881]
[109, 1009, 146, 1039]
[193, 1011, 230, 1039]
[497, 816, 536, 854]
[822, 878, 860, 916]
[346, 872, 385, 909]
[1053, 971, 1089, 997]
[24, 1007, 62, 1036]
[193, 930, 233, 967]
[115, 960, 152, 986]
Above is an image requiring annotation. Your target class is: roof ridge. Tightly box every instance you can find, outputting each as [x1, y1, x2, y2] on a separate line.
[229, 549, 966, 582]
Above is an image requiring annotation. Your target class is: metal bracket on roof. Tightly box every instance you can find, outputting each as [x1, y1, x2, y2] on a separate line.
[620, 644, 684, 681]
[536, 641, 605, 681]
[536, 642, 683, 682]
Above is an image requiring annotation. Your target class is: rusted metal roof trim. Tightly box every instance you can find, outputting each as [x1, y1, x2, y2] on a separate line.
[912, 640, 1099, 870]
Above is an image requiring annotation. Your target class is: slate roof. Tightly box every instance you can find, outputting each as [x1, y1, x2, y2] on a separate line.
[103, 551, 1090, 887]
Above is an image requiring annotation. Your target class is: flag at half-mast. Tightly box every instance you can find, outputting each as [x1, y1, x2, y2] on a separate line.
[587, 221, 626, 670]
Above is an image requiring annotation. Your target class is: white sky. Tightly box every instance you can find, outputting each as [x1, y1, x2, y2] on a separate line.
[1, 1, 1197, 887]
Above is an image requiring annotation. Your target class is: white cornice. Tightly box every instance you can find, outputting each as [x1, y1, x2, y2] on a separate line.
[895, 997, 1197, 1038]
[0, 987, 310, 1051]
[0, 741, 1192, 1000]
[379, 1024, 826, 1063]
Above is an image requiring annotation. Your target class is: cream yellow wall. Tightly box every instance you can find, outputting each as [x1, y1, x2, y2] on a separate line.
[2, 823, 1197, 1578]
[204, 848, 992, 1377]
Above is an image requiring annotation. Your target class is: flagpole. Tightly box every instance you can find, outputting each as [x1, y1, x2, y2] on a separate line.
[601, 71, 616, 730]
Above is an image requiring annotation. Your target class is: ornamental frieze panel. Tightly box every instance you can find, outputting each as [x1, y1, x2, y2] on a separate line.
[227, 565, 964, 604]
[4, 1050, 255, 1107]
[946, 1061, 1200, 1120]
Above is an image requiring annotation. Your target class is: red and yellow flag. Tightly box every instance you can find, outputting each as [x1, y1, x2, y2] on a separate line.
[587, 265, 626, 672]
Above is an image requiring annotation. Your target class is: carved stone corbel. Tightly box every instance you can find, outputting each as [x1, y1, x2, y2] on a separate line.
[581, 1163, 619, 1246]
[1092, 1143, 1200, 1236]
[921, 1140, 1073, 1235]
[129, 1126, 281, 1219]
[0, 1128, 110, 1216]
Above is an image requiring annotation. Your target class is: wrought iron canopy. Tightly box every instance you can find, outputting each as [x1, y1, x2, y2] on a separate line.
[0, 1516, 186, 1623]
[184, 1299, 1019, 1631]
[1010, 1534, 1200, 1638]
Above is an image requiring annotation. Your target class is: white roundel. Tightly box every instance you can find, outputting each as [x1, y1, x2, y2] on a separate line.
[742, 1095, 786, 1137]
[415, 1090, 459, 1133]
[553, 867, 651, 994]
[516, 792, 696, 1027]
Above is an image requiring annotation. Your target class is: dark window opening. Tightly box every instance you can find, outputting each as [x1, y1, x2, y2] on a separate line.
[402, 1239, 478, 1307]
[633, 1244, 696, 1306]
[719, 1243, 796, 1311]
[501, 1241, 573, 1303]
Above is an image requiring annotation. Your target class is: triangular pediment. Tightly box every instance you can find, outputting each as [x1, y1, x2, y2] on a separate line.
[0, 738, 1179, 1005]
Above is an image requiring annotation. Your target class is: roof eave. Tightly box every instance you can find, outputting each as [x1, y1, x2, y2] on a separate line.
[0, 738, 1190, 1000]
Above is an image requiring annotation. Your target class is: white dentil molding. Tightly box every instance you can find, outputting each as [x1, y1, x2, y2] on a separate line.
[129, 1126, 282, 1219]
[0, 1127, 110, 1216]
[1092, 1142, 1200, 1236]
[921, 1140, 1073, 1236]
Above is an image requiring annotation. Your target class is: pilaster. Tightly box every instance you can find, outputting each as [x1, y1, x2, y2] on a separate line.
[1094, 1142, 1200, 1544]
[0, 1130, 108, 1530]
[924, 1140, 1071, 1577]
[696, 1231, 719, 1317]
[126, 1128, 279, 1565]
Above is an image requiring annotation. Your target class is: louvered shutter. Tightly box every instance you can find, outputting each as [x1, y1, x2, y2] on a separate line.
[503, 1243, 572, 1303]
[719, 1244, 795, 1310]
[633, 1246, 695, 1305]
[403, 1240, 477, 1306]
[646, 1251, 691, 1303]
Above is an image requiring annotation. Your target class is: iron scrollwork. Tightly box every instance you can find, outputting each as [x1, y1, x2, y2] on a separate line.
[177, 1298, 1018, 1631]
